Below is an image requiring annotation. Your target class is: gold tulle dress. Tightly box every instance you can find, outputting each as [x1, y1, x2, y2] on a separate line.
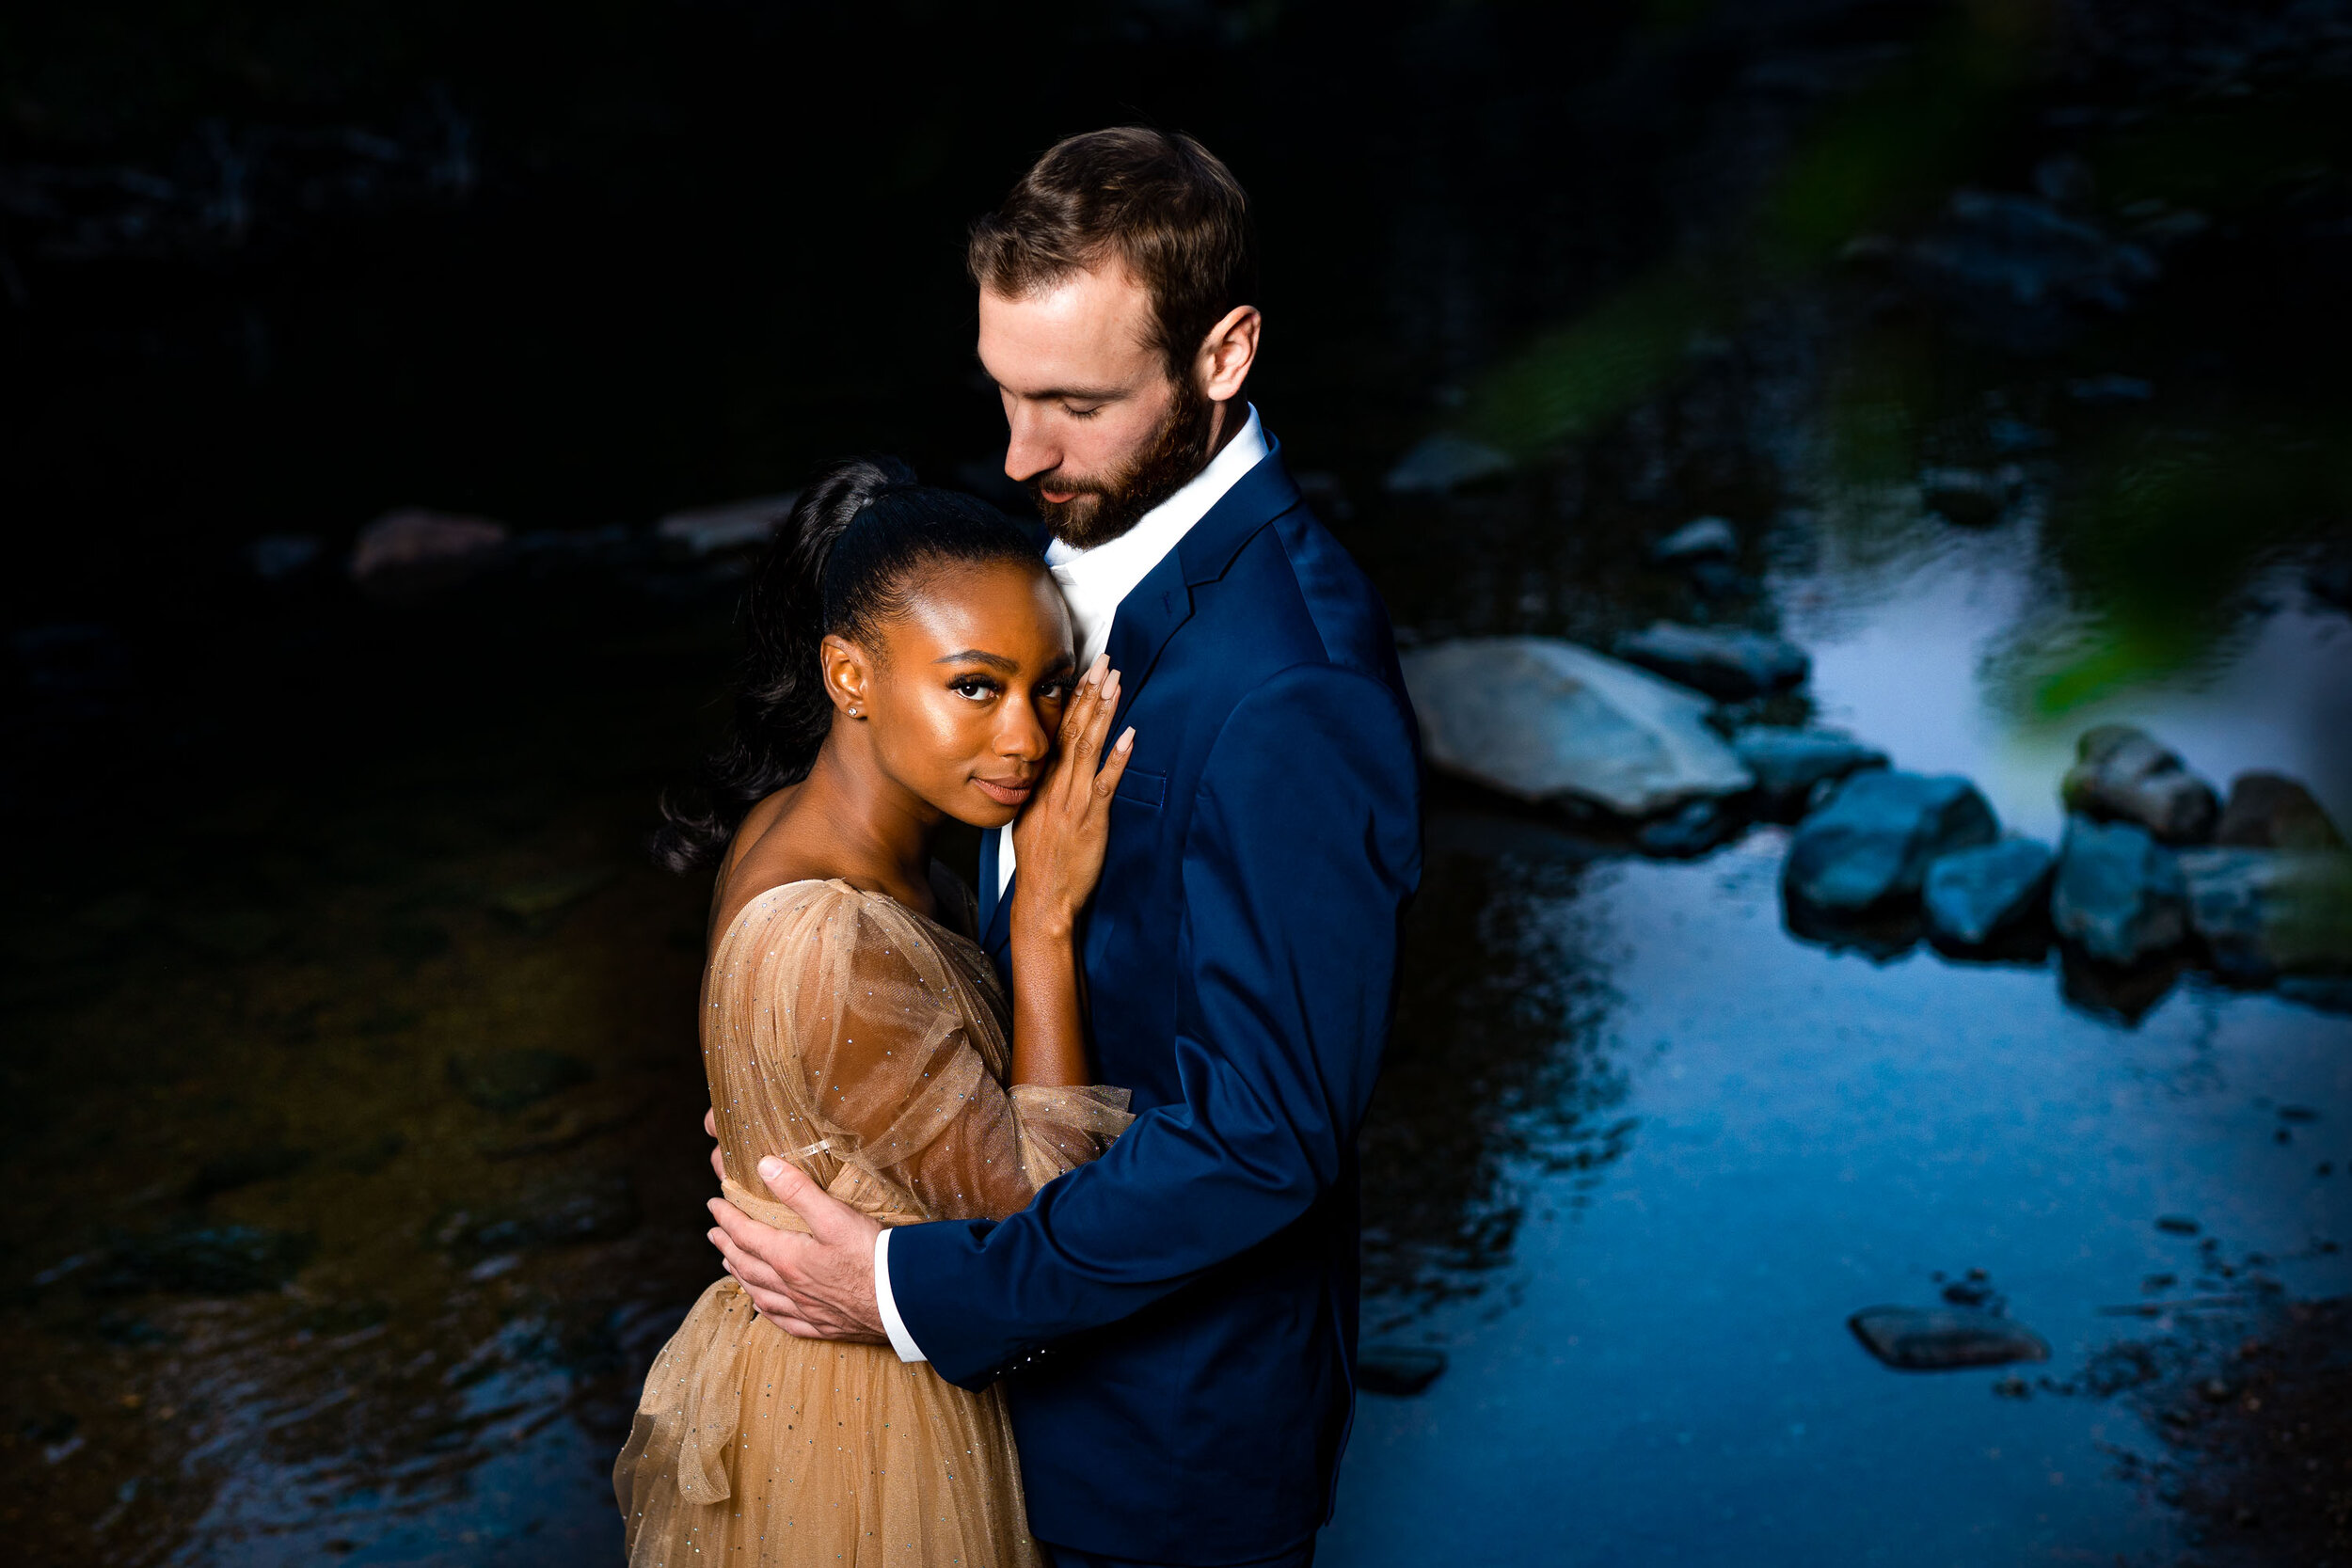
[614, 878, 1133, 1567]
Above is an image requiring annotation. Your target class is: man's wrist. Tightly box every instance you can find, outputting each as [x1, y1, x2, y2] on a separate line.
[872, 1227, 928, 1364]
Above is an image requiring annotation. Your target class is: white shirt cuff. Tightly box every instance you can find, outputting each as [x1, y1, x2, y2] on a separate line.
[873, 1227, 927, 1363]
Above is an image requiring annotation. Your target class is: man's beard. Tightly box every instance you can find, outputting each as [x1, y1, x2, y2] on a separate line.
[1028, 376, 1214, 550]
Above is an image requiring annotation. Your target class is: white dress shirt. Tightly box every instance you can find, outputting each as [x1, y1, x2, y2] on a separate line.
[873, 403, 1269, 1364]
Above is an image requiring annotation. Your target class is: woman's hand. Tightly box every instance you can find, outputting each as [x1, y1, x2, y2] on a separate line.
[1010, 654, 1135, 936]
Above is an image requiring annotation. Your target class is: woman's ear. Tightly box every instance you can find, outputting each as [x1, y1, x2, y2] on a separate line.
[819, 633, 871, 720]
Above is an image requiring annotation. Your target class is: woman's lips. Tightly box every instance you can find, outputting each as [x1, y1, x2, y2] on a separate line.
[973, 776, 1035, 807]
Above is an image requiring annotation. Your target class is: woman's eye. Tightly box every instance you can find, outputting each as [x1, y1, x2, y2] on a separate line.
[1037, 681, 1071, 702]
[949, 676, 999, 701]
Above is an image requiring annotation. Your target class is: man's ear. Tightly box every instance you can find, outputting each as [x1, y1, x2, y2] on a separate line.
[819, 633, 871, 719]
[1196, 305, 1261, 404]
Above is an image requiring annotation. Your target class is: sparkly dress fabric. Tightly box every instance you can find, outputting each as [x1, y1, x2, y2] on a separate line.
[613, 878, 1134, 1566]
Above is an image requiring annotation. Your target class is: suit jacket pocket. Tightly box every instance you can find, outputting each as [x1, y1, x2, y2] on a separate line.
[1113, 768, 1168, 809]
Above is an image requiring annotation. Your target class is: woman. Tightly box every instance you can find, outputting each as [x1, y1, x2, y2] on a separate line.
[613, 458, 1136, 1566]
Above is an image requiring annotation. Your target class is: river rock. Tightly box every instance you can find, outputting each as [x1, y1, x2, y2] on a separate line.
[1651, 515, 1738, 564]
[2177, 848, 2352, 981]
[434, 1172, 640, 1263]
[1848, 1306, 2051, 1370]
[2051, 819, 2188, 965]
[2060, 725, 2218, 844]
[1634, 799, 1740, 858]
[1918, 467, 2016, 528]
[1356, 1345, 1448, 1397]
[1613, 621, 1808, 700]
[449, 1049, 593, 1114]
[89, 1224, 317, 1295]
[1783, 771, 1998, 914]
[1923, 838, 2055, 947]
[1400, 638, 1752, 816]
[656, 494, 798, 557]
[348, 508, 510, 589]
[2216, 772, 2345, 850]
[1384, 434, 1512, 496]
[1733, 727, 1889, 818]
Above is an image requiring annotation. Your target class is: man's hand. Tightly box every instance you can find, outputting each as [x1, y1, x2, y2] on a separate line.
[707, 1156, 886, 1344]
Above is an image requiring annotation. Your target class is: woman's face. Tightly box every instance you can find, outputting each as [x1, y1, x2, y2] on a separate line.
[841, 558, 1077, 830]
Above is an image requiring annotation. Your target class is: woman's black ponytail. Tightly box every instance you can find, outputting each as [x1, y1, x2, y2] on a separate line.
[651, 456, 1043, 873]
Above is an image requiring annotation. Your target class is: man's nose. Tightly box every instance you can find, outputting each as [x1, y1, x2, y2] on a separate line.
[1003, 404, 1059, 485]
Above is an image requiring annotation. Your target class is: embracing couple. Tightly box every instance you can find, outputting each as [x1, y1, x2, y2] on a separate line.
[613, 128, 1422, 1568]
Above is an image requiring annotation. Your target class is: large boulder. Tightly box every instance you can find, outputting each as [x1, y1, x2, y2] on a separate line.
[1732, 727, 1889, 818]
[1783, 771, 1999, 914]
[2051, 818, 2188, 965]
[1400, 638, 1752, 817]
[2059, 725, 2218, 844]
[2216, 772, 2345, 851]
[1923, 839, 2055, 948]
[2177, 848, 2352, 981]
[1613, 621, 1809, 701]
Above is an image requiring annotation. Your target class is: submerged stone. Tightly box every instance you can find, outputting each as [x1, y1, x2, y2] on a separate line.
[169, 904, 283, 961]
[1613, 621, 1809, 701]
[435, 1172, 640, 1261]
[2177, 848, 2352, 981]
[1732, 727, 1888, 819]
[1400, 637, 1751, 817]
[2216, 772, 2345, 851]
[2060, 725, 2218, 845]
[1783, 771, 1998, 914]
[1848, 1306, 2050, 1370]
[1650, 515, 1738, 564]
[186, 1145, 311, 1204]
[1356, 1345, 1449, 1397]
[490, 864, 615, 928]
[1923, 839, 2055, 948]
[449, 1049, 593, 1114]
[2051, 819, 2188, 966]
[91, 1224, 317, 1295]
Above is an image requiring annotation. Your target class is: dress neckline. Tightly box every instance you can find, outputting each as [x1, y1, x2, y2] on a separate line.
[716, 875, 983, 961]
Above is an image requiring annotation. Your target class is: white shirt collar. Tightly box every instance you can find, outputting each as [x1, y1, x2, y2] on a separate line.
[997, 403, 1268, 895]
[1042, 403, 1268, 671]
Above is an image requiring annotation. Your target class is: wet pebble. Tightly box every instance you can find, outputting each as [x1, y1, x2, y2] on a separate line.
[90, 1223, 316, 1295]
[434, 1171, 640, 1261]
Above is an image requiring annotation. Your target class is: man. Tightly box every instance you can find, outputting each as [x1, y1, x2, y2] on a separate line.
[708, 127, 1422, 1568]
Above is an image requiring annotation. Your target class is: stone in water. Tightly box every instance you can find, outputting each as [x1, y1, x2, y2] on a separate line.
[1400, 637, 1751, 817]
[1848, 1306, 2050, 1370]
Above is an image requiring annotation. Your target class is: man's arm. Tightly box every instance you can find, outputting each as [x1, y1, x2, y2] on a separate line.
[884, 661, 1422, 1387]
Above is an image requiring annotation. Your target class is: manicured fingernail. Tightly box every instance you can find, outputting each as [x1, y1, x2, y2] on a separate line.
[1117, 728, 1135, 752]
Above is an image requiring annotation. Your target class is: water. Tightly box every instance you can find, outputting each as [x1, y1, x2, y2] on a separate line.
[6, 2, 2351, 1563]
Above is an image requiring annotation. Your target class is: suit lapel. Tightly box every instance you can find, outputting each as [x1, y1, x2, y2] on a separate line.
[980, 441, 1302, 960]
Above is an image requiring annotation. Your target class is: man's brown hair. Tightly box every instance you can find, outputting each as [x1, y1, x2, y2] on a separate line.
[967, 127, 1258, 384]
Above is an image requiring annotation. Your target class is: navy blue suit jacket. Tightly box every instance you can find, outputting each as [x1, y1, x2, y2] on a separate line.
[888, 443, 1422, 1564]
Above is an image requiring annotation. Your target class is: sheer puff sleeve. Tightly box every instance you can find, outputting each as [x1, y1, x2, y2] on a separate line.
[706, 880, 1132, 1225]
